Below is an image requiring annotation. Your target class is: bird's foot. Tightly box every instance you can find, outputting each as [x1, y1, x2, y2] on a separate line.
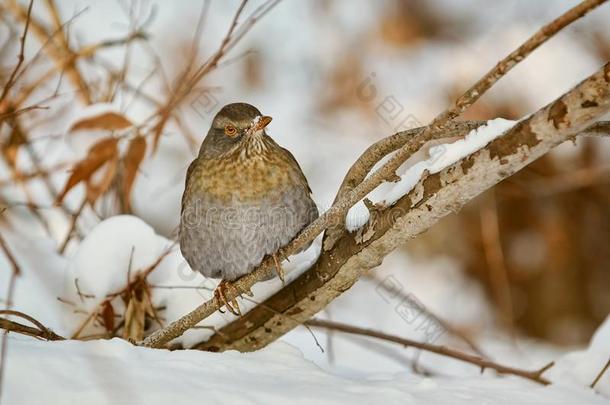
[272, 253, 285, 285]
[214, 280, 242, 316]
[278, 247, 290, 263]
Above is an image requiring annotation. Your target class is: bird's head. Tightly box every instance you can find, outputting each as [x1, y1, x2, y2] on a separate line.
[199, 103, 273, 158]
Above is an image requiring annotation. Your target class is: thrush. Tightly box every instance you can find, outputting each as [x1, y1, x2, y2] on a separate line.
[179, 102, 319, 314]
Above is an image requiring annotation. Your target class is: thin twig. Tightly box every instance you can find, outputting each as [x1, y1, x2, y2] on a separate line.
[5, 0, 92, 104]
[590, 358, 610, 389]
[0, 317, 64, 341]
[43, 0, 92, 103]
[480, 191, 514, 331]
[0, 310, 64, 341]
[58, 199, 86, 254]
[0, 231, 21, 327]
[0, 0, 33, 104]
[0, 232, 22, 404]
[305, 318, 554, 385]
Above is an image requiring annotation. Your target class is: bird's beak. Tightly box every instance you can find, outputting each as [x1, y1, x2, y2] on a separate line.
[249, 115, 272, 133]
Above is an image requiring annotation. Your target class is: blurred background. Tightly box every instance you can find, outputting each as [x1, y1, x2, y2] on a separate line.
[1, 0, 609, 376]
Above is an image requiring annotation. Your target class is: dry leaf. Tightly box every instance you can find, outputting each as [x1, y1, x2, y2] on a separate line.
[70, 111, 133, 132]
[56, 137, 119, 203]
[2, 126, 26, 169]
[86, 157, 118, 204]
[121, 136, 147, 211]
[101, 301, 115, 332]
[123, 290, 146, 342]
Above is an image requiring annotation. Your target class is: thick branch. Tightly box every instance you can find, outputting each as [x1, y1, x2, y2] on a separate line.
[196, 62, 610, 352]
[324, 120, 485, 249]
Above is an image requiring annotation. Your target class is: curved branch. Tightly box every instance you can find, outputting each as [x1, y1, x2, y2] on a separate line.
[0, 311, 65, 341]
[582, 120, 610, 136]
[304, 319, 553, 385]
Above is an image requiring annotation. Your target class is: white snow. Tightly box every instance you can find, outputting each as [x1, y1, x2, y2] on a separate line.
[3, 330, 609, 405]
[345, 200, 371, 232]
[548, 315, 610, 398]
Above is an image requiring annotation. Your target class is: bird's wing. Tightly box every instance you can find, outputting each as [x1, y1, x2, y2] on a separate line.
[181, 159, 198, 212]
[280, 146, 313, 195]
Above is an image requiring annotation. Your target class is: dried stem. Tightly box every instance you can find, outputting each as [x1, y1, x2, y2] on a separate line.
[590, 358, 610, 389]
[0, 232, 20, 308]
[5, 0, 92, 104]
[0, 0, 33, 104]
[304, 318, 554, 385]
[0, 310, 64, 341]
[0, 317, 64, 341]
[0, 232, 21, 403]
[58, 199, 86, 254]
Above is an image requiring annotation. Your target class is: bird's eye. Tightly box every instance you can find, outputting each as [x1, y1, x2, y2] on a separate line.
[224, 125, 238, 137]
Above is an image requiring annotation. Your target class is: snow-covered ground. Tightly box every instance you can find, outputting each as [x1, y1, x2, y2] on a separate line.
[1, 0, 610, 403]
[3, 316, 610, 405]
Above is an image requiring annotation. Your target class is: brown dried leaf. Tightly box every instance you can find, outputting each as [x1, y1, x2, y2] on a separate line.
[121, 136, 147, 211]
[70, 111, 133, 132]
[56, 137, 119, 204]
[101, 301, 115, 332]
[123, 290, 146, 342]
[2, 126, 27, 169]
[86, 156, 118, 204]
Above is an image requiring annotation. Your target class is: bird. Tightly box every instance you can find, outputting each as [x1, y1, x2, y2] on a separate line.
[179, 102, 319, 315]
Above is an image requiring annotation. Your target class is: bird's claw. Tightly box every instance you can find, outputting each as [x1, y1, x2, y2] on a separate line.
[278, 247, 290, 263]
[272, 253, 285, 285]
[214, 280, 242, 316]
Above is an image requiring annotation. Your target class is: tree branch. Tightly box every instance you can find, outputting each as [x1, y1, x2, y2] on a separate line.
[0, 0, 33, 104]
[0, 314, 65, 341]
[323, 121, 485, 248]
[0, 310, 65, 340]
[304, 318, 553, 385]
[590, 358, 610, 389]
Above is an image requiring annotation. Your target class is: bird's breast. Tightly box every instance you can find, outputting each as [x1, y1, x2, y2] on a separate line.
[188, 152, 299, 203]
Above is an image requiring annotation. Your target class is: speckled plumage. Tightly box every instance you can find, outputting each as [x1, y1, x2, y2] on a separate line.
[179, 103, 318, 281]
